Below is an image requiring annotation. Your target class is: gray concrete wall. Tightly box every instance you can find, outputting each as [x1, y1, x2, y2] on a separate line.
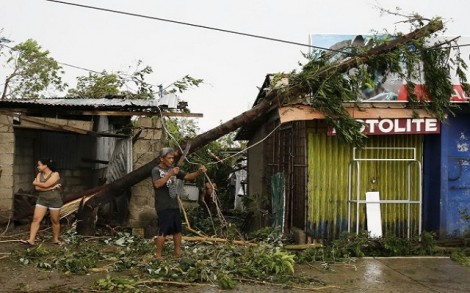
[128, 116, 164, 232]
[247, 125, 266, 199]
[246, 124, 271, 231]
[13, 132, 35, 193]
[0, 115, 14, 217]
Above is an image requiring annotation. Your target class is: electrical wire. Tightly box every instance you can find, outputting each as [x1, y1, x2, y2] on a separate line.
[43, 1, 470, 57]
[58, 62, 102, 74]
[204, 123, 282, 165]
[45, 0, 354, 55]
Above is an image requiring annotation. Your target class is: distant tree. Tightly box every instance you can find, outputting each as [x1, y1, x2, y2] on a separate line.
[0, 29, 12, 55]
[164, 75, 204, 94]
[164, 117, 200, 144]
[67, 60, 203, 99]
[1, 39, 65, 99]
[162, 117, 243, 189]
[67, 71, 122, 98]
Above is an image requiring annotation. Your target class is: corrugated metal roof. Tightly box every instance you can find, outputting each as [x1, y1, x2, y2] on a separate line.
[0, 94, 181, 109]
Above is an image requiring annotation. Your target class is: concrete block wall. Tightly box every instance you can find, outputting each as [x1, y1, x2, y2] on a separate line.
[12, 127, 94, 207]
[128, 117, 164, 229]
[60, 169, 93, 197]
[0, 115, 14, 217]
[13, 134, 35, 194]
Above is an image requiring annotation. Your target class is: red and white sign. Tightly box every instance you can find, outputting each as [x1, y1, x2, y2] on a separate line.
[328, 118, 440, 136]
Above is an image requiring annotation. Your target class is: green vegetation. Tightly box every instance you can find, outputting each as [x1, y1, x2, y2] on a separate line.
[1, 39, 65, 99]
[11, 223, 470, 292]
[451, 251, 470, 267]
[0, 39, 202, 100]
[272, 15, 468, 146]
[296, 231, 438, 265]
[12, 229, 310, 291]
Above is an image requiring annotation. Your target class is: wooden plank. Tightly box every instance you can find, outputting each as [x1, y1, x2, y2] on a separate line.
[20, 115, 90, 135]
[278, 104, 433, 124]
[18, 115, 128, 137]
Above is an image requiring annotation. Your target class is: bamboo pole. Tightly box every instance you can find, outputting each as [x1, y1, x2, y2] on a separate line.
[182, 235, 253, 246]
[283, 243, 324, 250]
[177, 197, 207, 237]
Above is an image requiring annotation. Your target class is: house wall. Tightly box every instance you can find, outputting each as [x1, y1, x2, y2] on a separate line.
[247, 126, 266, 199]
[245, 123, 271, 231]
[436, 114, 470, 238]
[14, 131, 35, 193]
[423, 133, 441, 234]
[128, 116, 164, 233]
[13, 129, 95, 199]
[0, 115, 14, 217]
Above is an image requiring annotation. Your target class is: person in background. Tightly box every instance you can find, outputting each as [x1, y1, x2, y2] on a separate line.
[152, 147, 206, 259]
[203, 180, 217, 212]
[21, 158, 62, 246]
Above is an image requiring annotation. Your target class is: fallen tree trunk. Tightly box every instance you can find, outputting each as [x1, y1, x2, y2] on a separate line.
[74, 19, 443, 235]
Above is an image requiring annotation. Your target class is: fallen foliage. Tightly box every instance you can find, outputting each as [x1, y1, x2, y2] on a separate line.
[12, 229, 323, 292]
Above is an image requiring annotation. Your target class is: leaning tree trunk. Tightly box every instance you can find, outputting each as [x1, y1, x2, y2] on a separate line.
[75, 19, 443, 235]
[76, 89, 285, 234]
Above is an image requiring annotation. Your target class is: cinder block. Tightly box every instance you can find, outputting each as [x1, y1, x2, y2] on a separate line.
[133, 140, 152, 153]
[0, 142, 14, 153]
[0, 115, 13, 125]
[135, 117, 153, 128]
[154, 118, 162, 129]
[0, 133, 14, 143]
[0, 153, 14, 165]
[0, 165, 13, 176]
[0, 186, 13, 200]
[134, 153, 155, 166]
[142, 130, 163, 140]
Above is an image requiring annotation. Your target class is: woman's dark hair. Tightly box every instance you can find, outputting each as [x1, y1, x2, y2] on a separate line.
[38, 158, 57, 172]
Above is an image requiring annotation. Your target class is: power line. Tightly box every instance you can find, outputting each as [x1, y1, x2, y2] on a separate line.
[45, 0, 351, 55]
[58, 62, 102, 74]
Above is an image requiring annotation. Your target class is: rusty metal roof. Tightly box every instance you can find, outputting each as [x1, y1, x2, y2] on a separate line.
[0, 96, 179, 108]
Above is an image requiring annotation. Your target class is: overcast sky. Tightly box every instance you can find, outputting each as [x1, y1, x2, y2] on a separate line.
[1, 0, 470, 132]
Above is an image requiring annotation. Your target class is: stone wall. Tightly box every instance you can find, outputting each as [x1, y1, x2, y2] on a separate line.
[0, 115, 14, 218]
[128, 116, 164, 234]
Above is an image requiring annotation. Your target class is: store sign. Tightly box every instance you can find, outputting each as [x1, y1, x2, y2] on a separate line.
[328, 118, 440, 136]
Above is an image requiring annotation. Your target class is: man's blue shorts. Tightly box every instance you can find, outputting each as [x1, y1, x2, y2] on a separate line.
[157, 208, 182, 236]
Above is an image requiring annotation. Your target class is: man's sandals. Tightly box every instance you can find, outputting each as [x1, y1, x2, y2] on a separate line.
[20, 240, 35, 247]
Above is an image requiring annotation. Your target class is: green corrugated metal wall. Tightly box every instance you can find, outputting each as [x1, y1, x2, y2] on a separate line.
[307, 126, 423, 240]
